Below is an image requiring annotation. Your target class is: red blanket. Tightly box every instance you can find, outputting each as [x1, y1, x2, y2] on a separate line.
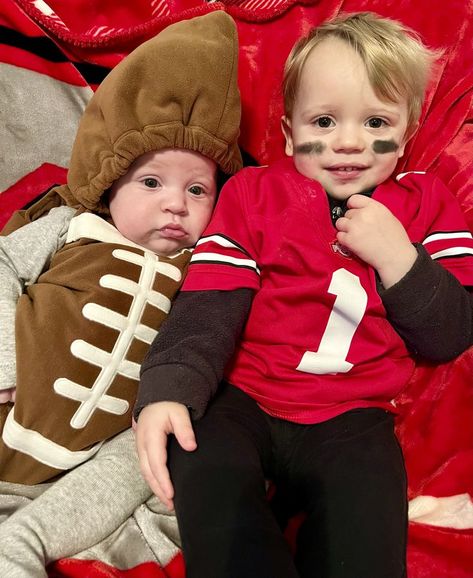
[1, 1, 473, 576]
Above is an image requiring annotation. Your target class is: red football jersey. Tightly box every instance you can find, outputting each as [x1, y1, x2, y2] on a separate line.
[183, 158, 473, 424]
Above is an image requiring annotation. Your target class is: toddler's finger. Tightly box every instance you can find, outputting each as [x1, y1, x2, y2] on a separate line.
[140, 440, 174, 510]
[145, 430, 176, 509]
[171, 408, 197, 452]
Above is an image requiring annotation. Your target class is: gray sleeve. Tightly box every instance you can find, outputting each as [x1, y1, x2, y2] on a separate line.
[0, 206, 76, 390]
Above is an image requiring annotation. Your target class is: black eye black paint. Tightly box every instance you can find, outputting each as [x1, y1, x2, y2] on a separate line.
[372, 139, 399, 154]
[295, 139, 399, 154]
[295, 141, 325, 155]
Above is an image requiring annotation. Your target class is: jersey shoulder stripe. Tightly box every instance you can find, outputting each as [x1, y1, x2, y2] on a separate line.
[190, 234, 260, 275]
[190, 253, 260, 274]
[422, 231, 473, 260]
[195, 233, 254, 258]
[424, 231, 473, 244]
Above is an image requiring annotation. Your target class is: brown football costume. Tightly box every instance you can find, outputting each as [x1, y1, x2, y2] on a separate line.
[0, 10, 242, 484]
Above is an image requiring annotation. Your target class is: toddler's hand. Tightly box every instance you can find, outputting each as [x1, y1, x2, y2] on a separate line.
[335, 194, 417, 288]
[0, 388, 16, 404]
[135, 401, 197, 511]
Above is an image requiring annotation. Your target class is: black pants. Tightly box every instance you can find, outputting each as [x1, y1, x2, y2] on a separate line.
[168, 383, 407, 578]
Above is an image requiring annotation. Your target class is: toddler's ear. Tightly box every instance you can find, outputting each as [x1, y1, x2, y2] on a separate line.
[400, 121, 420, 157]
[281, 116, 294, 156]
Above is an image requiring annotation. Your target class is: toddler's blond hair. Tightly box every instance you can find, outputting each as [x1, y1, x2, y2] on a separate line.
[283, 12, 437, 138]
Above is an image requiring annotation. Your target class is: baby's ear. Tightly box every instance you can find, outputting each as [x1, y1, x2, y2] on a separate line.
[281, 116, 294, 156]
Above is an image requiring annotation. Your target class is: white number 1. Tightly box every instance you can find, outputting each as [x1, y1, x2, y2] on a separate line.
[296, 268, 367, 375]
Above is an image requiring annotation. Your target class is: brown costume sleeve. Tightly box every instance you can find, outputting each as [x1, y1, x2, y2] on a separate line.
[135, 288, 253, 420]
[380, 244, 473, 362]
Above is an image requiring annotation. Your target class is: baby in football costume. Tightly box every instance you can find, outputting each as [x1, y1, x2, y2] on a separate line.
[0, 11, 241, 577]
[135, 12, 473, 578]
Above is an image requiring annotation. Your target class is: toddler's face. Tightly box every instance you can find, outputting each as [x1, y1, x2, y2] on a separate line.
[282, 37, 410, 200]
[108, 149, 217, 255]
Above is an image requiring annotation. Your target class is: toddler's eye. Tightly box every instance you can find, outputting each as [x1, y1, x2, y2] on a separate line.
[367, 117, 386, 129]
[315, 116, 333, 128]
[144, 178, 159, 188]
[189, 185, 204, 196]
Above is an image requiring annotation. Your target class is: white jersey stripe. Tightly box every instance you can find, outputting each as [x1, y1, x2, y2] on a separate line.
[190, 252, 260, 274]
[195, 234, 251, 255]
[423, 231, 473, 244]
[430, 247, 473, 260]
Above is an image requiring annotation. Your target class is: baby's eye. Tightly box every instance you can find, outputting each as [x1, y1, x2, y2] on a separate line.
[314, 116, 334, 128]
[143, 178, 159, 188]
[189, 185, 204, 196]
[366, 117, 386, 129]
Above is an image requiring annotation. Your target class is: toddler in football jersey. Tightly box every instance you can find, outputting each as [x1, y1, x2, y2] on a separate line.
[135, 12, 473, 578]
[0, 11, 241, 577]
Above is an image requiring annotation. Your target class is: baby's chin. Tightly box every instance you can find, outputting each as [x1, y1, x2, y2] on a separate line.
[132, 233, 190, 256]
[151, 240, 192, 256]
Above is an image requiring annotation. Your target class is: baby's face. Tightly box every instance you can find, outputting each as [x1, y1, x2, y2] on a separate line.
[282, 37, 410, 200]
[108, 149, 217, 255]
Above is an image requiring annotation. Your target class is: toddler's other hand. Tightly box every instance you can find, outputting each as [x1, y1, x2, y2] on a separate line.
[335, 194, 417, 288]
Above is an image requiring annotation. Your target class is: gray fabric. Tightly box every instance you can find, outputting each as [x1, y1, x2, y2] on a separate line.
[0, 206, 75, 390]
[0, 428, 153, 576]
[0, 63, 91, 194]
